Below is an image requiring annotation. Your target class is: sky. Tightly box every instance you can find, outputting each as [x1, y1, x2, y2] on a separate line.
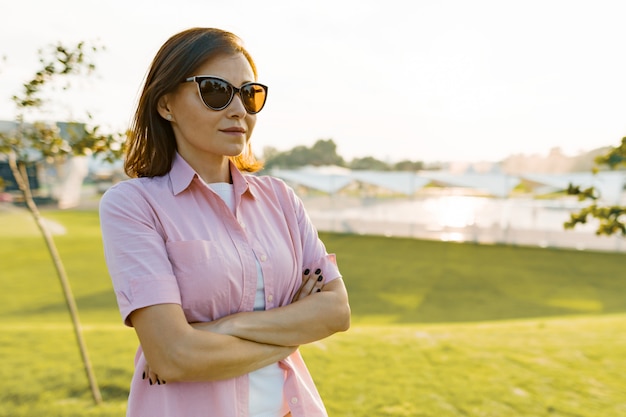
[2, 0, 626, 163]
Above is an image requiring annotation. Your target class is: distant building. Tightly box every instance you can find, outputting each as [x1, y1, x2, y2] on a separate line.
[0, 121, 40, 192]
[500, 146, 613, 175]
[0, 119, 90, 208]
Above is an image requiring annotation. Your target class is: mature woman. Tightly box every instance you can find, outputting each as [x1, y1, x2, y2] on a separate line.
[99, 27, 350, 417]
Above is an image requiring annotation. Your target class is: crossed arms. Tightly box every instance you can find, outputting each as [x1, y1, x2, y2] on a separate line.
[130, 269, 350, 383]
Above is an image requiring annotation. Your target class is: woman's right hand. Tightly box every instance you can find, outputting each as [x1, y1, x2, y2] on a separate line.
[292, 267, 325, 302]
[187, 267, 325, 337]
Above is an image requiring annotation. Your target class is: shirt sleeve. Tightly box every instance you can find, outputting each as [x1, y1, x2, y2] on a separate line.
[99, 182, 181, 326]
[279, 180, 342, 284]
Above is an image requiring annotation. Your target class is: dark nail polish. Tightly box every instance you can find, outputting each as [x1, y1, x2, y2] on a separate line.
[304, 269, 310, 275]
[317, 275, 323, 282]
[315, 268, 321, 275]
[157, 378, 161, 385]
[163, 380, 167, 385]
[149, 378, 153, 386]
[316, 289, 321, 292]
[142, 372, 145, 380]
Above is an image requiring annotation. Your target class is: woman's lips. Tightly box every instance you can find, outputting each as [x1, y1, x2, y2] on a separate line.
[221, 127, 246, 134]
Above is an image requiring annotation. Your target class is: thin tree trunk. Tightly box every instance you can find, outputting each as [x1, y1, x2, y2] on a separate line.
[8, 153, 103, 405]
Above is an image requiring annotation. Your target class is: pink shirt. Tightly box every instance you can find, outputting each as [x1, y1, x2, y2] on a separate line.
[99, 153, 341, 417]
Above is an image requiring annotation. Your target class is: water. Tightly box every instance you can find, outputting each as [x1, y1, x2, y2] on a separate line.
[304, 194, 625, 252]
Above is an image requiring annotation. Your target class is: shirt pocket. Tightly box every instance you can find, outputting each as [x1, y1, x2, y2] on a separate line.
[166, 240, 239, 321]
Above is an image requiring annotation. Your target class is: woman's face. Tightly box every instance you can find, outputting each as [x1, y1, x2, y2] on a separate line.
[159, 53, 258, 174]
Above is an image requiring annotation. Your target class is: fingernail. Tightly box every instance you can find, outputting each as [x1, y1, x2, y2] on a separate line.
[304, 269, 310, 275]
[163, 380, 167, 385]
[316, 289, 321, 292]
[317, 275, 323, 282]
[149, 378, 153, 386]
[142, 372, 145, 380]
[157, 378, 161, 385]
[315, 268, 321, 275]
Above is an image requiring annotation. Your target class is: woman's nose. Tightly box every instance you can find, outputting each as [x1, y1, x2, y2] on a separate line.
[227, 93, 247, 117]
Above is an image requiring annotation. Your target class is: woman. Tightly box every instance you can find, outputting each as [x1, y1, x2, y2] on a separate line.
[99, 27, 350, 417]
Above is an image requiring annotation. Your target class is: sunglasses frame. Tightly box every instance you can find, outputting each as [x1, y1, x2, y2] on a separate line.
[183, 75, 268, 114]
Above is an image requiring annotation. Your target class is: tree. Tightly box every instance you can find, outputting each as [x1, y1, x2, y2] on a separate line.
[0, 41, 124, 404]
[261, 139, 424, 172]
[309, 138, 345, 166]
[394, 159, 424, 172]
[262, 138, 345, 169]
[348, 156, 390, 171]
[564, 137, 626, 236]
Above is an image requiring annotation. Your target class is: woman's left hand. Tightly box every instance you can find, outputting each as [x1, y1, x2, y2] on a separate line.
[142, 362, 165, 386]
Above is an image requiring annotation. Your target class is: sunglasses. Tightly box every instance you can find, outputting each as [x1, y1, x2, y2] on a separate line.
[183, 76, 268, 114]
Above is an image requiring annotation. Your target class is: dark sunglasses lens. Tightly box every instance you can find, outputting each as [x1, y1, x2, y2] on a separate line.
[199, 78, 233, 109]
[241, 84, 267, 114]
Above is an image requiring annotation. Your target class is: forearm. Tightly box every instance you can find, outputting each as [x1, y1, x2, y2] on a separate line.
[165, 328, 295, 382]
[130, 304, 295, 383]
[200, 278, 351, 347]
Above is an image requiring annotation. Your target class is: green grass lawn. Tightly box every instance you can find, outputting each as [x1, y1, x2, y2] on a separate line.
[1, 208, 625, 416]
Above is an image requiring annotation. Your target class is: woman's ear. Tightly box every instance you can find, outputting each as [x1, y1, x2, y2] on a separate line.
[157, 95, 173, 121]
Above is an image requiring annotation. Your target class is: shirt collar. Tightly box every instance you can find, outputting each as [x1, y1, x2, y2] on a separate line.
[169, 152, 256, 200]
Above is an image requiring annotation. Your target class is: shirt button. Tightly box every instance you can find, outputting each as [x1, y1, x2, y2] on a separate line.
[291, 397, 298, 405]
[267, 294, 273, 303]
[259, 254, 267, 262]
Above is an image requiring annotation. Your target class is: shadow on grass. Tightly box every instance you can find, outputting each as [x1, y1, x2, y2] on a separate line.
[5, 289, 118, 319]
[322, 232, 626, 324]
[68, 383, 129, 402]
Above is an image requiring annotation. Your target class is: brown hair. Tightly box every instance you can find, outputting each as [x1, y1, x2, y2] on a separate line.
[124, 27, 263, 178]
